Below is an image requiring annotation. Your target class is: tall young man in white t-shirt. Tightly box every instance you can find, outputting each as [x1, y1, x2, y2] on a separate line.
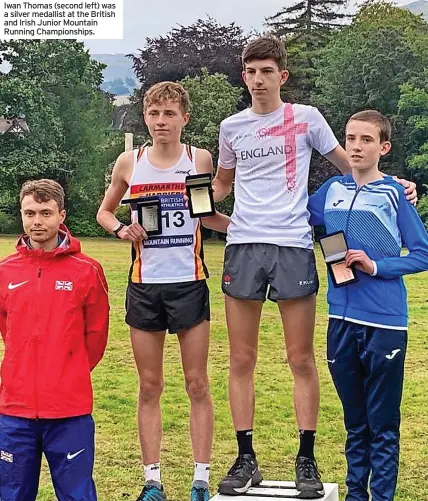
[214, 36, 417, 499]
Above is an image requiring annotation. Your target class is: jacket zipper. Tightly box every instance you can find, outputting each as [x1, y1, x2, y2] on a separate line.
[34, 266, 42, 418]
[343, 185, 363, 319]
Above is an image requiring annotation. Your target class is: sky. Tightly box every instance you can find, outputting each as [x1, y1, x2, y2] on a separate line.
[83, 0, 326, 54]
[84, 0, 414, 55]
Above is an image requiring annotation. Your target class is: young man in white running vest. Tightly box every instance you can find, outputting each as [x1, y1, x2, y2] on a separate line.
[97, 82, 228, 501]
[213, 36, 418, 499]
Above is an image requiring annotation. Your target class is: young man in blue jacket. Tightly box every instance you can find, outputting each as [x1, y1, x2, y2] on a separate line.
[308, 110, 428, 501]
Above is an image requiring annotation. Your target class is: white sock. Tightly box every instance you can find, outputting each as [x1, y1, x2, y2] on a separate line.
[144, 462, 161, 484]
[193, 462, 210, 485]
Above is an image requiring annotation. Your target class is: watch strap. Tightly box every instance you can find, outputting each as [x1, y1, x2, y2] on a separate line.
[113, 222, 125, 239]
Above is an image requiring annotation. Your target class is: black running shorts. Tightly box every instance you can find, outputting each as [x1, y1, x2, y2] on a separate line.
[125, 279, 210, 334]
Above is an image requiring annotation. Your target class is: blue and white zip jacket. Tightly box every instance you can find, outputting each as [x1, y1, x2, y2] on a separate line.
[308, 174, 428, 330]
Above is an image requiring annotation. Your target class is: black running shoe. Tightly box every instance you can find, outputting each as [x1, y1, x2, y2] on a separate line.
[218, 454, 263, 495]
[295, 456, 324, 499]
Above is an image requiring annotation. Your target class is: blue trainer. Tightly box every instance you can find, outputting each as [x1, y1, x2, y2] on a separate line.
[191, 482, 210, 501]
[136, 481, 167, 501]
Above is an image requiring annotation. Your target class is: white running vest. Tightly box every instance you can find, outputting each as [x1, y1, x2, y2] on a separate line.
[128, 144, 208, 284]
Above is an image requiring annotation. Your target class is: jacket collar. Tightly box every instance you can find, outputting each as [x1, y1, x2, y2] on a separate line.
[16, 224, 81, 259]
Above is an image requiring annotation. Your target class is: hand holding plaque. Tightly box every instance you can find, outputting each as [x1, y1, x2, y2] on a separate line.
[345, 250, 375, 275]
[121, 196, 162, 236]
[185, 174, 215, 218]
[319, 231, 358, 288]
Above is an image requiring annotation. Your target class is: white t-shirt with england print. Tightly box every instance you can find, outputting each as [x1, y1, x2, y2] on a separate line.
[219, 102, 339, 248]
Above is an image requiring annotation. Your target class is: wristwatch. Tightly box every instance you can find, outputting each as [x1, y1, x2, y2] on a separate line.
[113, 222, 125, 239]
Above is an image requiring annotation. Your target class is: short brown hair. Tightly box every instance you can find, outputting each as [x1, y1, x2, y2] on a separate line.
[242, 36, 287, 71]
[143, 81, 190, 114]
[20, 179, 65, 211]
[347, 110, 392, 143]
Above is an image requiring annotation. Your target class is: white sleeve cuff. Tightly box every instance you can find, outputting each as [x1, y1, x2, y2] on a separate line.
[370, 261, 378, 276]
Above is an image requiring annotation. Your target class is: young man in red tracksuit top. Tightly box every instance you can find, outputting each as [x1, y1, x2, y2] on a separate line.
[0, 179, 109, 501]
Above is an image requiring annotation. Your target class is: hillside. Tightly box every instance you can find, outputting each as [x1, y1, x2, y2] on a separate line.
[404, 0, 428, 20]
[91, 53, 137, 96]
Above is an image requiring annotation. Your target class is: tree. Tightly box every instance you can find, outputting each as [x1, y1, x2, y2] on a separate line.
[397, 70, 428, 227]
[0, 74, 66, 189]
[0, 40, 120, 235]
[0, 40, 104, 87]
[181, 69, 242, 156]
[180, 69, 243, 216]
[398, 71, 428, 184]
[314, 2, 428, 176]
[265, 0, 348, 103]
[124, 18, 248, 136]
[58, 85, 123, 236]
[130, 17, 248, 92]
[416, 191, 428, 231]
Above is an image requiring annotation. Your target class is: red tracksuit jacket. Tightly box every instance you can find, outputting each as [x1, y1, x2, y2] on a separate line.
[0, 226, 109, 419]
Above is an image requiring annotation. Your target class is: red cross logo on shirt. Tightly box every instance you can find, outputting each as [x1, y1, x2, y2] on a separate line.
[257, 103, 308, 191]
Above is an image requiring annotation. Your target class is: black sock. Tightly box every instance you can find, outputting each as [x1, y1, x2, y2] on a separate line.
[297, 430, 316, 459]
[236, 429, 255, 457]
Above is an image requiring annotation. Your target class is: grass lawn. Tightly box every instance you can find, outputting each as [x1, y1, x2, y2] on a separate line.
[0, 236, 427, 501]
